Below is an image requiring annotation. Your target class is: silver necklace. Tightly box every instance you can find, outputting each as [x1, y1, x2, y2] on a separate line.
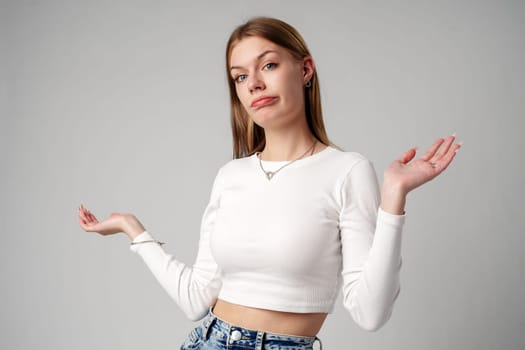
[257, 140, 317, 180]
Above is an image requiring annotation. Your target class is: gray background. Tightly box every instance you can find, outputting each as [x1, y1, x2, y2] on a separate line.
[2, 0, 524, 349]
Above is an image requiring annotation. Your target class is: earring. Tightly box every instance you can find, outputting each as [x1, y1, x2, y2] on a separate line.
[305, 80, 312, 88]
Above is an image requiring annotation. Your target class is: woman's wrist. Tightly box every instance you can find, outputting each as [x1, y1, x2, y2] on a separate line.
[121, 215, 146, 240]
[380, 181, 407, 215]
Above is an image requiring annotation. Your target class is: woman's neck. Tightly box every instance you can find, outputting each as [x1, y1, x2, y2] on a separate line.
[259, 125, 318, 161]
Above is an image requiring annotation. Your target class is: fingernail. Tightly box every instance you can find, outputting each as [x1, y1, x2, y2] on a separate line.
[452, 132, 456, 137]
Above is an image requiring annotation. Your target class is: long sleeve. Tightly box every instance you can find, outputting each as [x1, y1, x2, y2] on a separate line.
[339, 159, 405, 331]
[129, 170, 223, 321]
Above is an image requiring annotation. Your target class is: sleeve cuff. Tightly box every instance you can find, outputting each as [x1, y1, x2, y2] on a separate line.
[377, 207, 406, 227]
[129, 231, 154, 252]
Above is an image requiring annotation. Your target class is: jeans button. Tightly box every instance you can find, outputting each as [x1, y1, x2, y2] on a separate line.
[231, 329, 242, 341]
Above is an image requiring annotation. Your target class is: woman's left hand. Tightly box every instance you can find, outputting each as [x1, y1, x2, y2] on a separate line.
[384, 134, 462, 196]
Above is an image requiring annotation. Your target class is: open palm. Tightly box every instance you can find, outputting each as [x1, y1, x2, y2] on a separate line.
[385, 135, 461, 194]
[78, 204, 127, 236]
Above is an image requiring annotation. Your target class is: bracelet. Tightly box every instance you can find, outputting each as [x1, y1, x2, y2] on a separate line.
[130, 239, 166, 246]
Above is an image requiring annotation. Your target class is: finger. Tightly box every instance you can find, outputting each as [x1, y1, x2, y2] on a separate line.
[434, 135, 456, 161]
[80, 206, 95, 222]
[399, 147, 417, 164]
[78, 207, 97, 231]
[87, 211, 98, 223]
[432, 142, 461, 172]
[420, 138, 445, 161]
[80, 210, 97, 226]
[82, 209, 92, 223]
[78, 207, 88, 222]
[79, 217, 91, 231]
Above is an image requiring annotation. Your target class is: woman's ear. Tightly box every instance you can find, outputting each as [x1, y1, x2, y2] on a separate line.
[302, 55, 315, 83]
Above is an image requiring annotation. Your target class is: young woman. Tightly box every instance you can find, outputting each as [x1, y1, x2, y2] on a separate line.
[78, 17, 461, 350]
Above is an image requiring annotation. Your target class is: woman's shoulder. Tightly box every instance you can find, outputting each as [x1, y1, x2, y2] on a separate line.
[219, 154, 254, 171]
[328, 146, 368, 161]
[321, 146, 373, 172]
[211, 154, 255, 182]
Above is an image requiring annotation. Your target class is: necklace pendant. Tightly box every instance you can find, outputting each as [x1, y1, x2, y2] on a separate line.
[266, 171, 274, 180]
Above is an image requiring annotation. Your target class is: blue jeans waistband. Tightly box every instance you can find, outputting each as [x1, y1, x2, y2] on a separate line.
[184, 307, 323, 350]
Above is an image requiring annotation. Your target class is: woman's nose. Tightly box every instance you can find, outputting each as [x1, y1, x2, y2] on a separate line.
[248, 73, 265, 92]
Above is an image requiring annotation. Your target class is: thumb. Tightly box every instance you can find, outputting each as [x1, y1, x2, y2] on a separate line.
[399, 147, 417, 164]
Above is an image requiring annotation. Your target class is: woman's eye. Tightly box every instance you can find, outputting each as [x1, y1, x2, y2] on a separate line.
[263, 63, 277, 70]
[235, 74, 247, 83]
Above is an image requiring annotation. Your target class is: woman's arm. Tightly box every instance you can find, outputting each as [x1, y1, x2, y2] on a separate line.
[77, 169, 225, 321]
[339, 158, 404, 331]
[340, 134, 461, 331]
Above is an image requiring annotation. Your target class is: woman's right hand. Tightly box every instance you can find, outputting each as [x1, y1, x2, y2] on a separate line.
[78, 204, 146, 240]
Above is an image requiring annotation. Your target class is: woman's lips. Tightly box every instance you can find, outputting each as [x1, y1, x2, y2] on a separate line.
[251, 96, 277, 108]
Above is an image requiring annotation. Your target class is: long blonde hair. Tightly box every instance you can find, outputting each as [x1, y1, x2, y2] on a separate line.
[226, 17, 332, 159]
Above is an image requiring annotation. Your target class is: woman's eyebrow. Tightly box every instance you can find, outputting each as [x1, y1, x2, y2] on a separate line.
[230, 50, 278, 71]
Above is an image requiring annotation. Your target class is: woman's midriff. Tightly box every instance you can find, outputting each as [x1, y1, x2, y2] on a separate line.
[212, 299, 327, 337]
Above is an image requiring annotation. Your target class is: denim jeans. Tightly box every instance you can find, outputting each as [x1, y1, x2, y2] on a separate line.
[180, 308, 323, 350]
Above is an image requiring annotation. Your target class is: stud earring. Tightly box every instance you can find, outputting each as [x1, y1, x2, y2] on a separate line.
[305, 80, 312, 88]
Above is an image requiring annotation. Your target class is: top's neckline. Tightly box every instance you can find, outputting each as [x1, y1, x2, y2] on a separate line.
[251, 146, 336, 166]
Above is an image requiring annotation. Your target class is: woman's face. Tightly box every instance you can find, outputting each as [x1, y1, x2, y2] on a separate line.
[229, 36, 313, 130]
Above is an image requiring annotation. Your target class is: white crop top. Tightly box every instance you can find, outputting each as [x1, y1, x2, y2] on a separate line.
[130, 146, 405, 331]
